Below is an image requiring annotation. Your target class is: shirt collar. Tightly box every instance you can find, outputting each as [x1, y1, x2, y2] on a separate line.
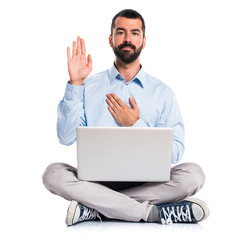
[108, 64, 146, 88]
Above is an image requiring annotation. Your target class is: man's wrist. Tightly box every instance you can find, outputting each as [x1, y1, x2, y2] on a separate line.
[69, 79, 84, 86]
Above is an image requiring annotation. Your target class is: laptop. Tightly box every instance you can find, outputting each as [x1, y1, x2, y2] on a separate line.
[76, 127, 173, 182]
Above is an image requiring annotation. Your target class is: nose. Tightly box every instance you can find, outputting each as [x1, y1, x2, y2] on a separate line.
[124, 32, 132, 43]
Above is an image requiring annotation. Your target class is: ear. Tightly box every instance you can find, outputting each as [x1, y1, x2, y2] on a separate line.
[142, 36, 146, 49]
[109, 34, 113, 47]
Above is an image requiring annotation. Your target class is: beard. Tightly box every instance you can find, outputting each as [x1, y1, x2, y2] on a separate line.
[112, 42, 143, 64]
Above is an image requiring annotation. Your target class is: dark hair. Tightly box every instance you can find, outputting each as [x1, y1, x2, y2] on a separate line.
[111, 9, 145, 37]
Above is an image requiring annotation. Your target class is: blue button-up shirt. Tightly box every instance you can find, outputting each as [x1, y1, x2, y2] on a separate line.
[57, 65, 184, 164]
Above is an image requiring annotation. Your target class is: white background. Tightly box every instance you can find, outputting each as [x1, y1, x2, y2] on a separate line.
[0, 0, 239, 239]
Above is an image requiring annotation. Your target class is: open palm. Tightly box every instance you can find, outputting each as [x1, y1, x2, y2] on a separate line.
[67, 37, 92, 85]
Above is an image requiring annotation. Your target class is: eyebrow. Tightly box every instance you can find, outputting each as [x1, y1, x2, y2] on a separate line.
[116, 27, 141, 33]
[116, 27, 126, 32]
[131, 29, 141, 32]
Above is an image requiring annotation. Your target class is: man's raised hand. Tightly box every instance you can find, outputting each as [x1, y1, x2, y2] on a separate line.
[67, 37, 92, 85]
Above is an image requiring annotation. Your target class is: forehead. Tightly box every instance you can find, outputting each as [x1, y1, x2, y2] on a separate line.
[113, 17, 143, 31]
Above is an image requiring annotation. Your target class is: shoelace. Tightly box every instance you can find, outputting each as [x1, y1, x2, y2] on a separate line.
[160, 205, 192, 225]
[78, 206, 102, 222]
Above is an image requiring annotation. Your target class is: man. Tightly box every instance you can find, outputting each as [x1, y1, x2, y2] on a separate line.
[43, 9, 209, 226]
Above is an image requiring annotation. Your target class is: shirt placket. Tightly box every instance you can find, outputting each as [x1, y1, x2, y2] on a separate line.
[122, 80, 130, 106]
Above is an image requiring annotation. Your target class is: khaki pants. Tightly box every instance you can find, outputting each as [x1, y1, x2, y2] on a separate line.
[42, 162, 205, 222]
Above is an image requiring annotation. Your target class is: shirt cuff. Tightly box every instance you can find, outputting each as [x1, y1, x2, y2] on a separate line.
[64, 81, 85, 100]
[132, 118, 148, 127]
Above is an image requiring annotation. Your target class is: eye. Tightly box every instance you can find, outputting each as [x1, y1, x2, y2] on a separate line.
[116, 31, 124, 35]
[132, 32, 140, 36]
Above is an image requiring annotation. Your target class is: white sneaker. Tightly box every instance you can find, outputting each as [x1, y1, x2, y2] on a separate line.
[157, 198, 210, 225]
[65, 200, 101, 226]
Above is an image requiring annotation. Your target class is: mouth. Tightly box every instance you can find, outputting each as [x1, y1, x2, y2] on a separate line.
[121, 46, 133, 51]
[118, 43, 136, 51]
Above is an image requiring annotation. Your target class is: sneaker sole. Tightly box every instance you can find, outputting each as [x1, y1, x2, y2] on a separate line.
[65, 200, 78, 226]
[183, 197, 210, 222]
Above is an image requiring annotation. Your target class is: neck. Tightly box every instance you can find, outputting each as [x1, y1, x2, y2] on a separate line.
[114, 58, 141, 82]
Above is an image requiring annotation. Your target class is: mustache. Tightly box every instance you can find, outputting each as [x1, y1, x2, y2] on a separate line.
[118, 42, 136, 51]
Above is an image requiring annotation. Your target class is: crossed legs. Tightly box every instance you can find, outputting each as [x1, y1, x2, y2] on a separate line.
[42, 162, 205, 222]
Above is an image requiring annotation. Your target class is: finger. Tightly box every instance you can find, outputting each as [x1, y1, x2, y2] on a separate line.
[76, 36, 81, 55]
[108, 106, 117, 118]
[107, 94, 121, 109]
[81, 38, 86, 56]
[106, 98, 118, 114]
[109, 93, 124, 108]
[87, 54, 92, 68]
[72, 41, 76, 56]
[67, 47, 71, 60]
[129, 96, 139, 110]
